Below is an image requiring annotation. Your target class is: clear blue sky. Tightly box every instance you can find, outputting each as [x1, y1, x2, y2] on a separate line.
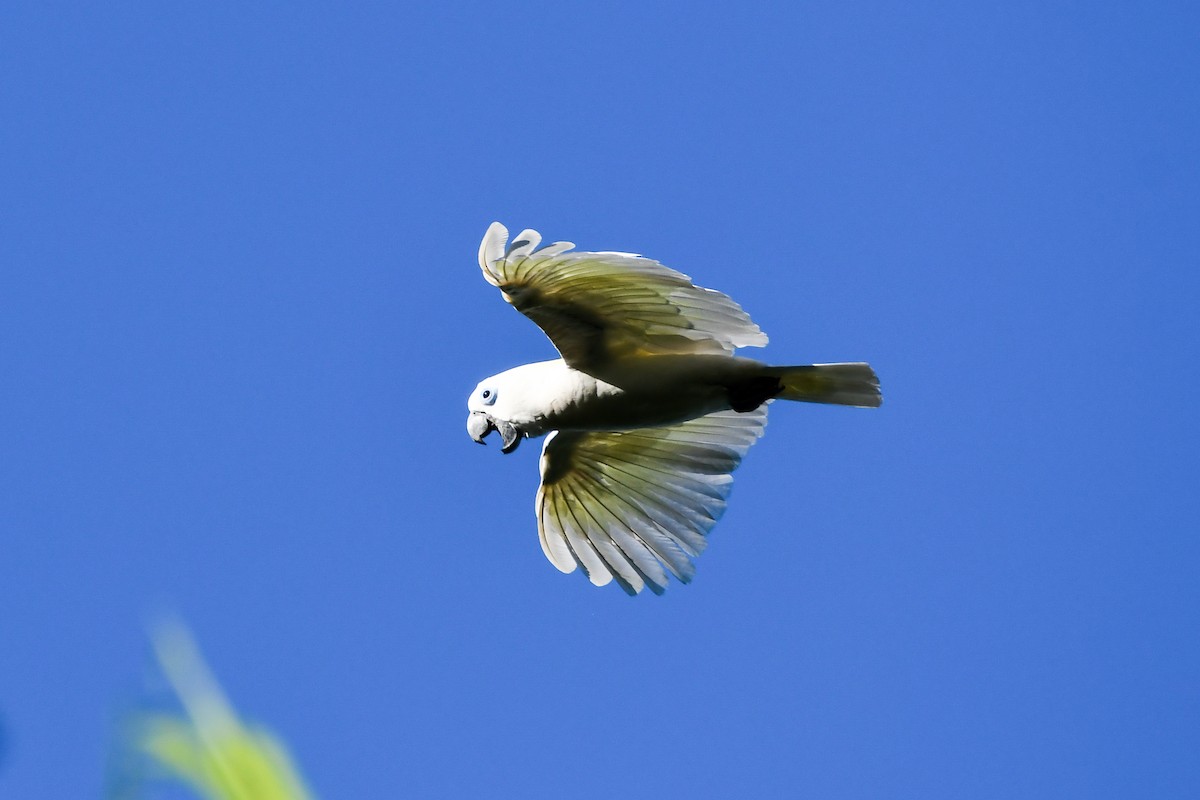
[3, 2, 1198, 798]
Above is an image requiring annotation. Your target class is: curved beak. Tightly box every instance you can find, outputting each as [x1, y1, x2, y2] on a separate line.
[467, 411, 494, 444]
[466, 411, 522, 454]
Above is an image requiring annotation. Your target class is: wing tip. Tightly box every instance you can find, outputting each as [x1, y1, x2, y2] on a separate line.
[479, 221, 509, 279]
[735, 329, 770, 349]
[508, 228, 543, 258]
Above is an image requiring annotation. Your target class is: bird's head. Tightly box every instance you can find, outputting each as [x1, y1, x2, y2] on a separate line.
[466, 377, 523, 453]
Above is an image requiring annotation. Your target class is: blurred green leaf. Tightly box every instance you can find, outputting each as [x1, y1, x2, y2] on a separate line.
[123, 620, 315, 800]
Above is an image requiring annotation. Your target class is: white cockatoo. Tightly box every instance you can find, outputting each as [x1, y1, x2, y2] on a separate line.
[467, 223, 881, 595]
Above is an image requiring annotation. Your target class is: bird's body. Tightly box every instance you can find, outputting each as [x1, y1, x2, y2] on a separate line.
[466, 223, 880, 594]
[474, 354, 768, 436]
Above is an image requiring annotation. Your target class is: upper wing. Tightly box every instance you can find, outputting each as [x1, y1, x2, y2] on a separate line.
[534, 406, 768, 595]
[478, 222, 767, 370]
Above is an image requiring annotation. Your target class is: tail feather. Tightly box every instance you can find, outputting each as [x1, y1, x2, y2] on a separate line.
[764, 362, 881, 408]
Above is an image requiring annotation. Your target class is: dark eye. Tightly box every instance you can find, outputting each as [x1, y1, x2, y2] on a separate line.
[482, 390, 491, 399]
[480, 388, 497, 405]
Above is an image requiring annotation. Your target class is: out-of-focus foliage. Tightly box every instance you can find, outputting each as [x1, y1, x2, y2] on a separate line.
[116, 621, 314, 800]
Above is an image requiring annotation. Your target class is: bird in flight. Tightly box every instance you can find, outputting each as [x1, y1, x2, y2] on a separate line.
[467, 223, 880, 595]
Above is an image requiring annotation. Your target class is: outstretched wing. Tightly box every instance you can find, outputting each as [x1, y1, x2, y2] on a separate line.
[478, 222, 767, 370]
[534, 407, 768, 595]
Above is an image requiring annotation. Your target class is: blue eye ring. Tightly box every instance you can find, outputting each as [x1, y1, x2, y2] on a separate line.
[481, 388, 497, 405]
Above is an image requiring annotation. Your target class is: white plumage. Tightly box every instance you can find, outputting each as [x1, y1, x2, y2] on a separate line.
[467, 223, 880, 595]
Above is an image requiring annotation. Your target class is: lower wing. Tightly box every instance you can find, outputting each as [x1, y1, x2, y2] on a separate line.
[535, 407, 768, 595]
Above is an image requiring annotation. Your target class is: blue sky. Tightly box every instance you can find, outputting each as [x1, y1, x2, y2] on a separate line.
[2, 2, 1198, 797]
